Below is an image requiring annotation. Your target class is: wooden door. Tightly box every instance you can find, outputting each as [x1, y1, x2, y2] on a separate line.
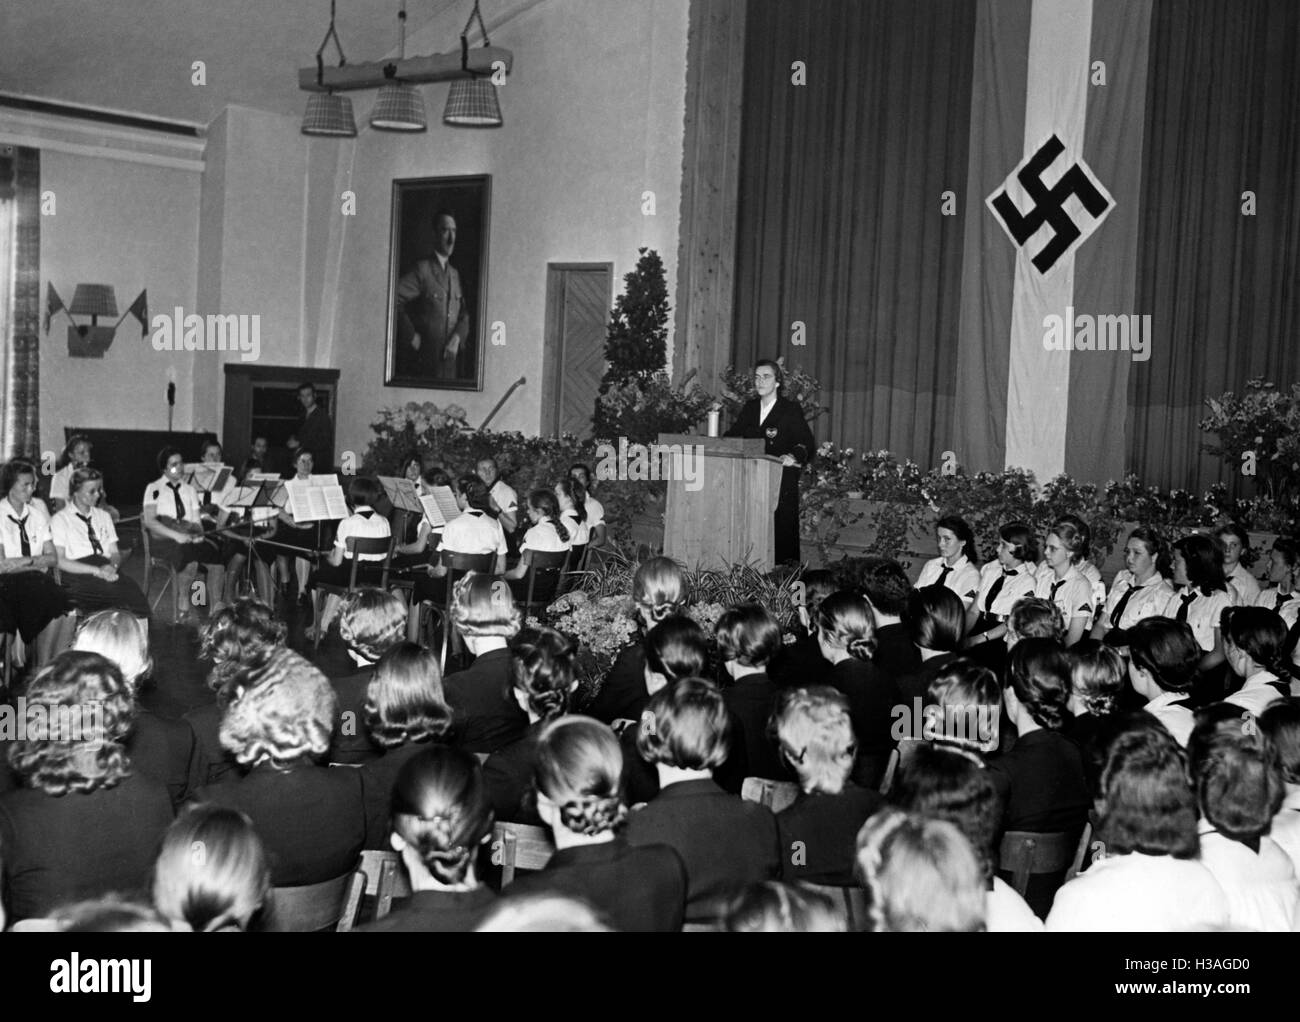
[541, 264, 611, 438]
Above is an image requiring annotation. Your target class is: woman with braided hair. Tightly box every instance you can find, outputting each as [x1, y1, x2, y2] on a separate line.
[1221, 605, 1300, 717]
[357, 745, 497, 932]
[482, 626, 578, 823]
[501, 716, 688, 931]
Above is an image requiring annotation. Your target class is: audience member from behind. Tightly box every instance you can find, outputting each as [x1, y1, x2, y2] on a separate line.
[722, 881, 847, 933]
[1259, 701, 1300, 877]
[768, 569, 835, 689]
[897, 585, 965, 701]
[1221, 605, 1298, 717]
[1046, 718, 1229, 931]
[1005, 596, 1066, 650]
[627, 678, 780, 924]
[774, 687, 883, 887]
[1126, 617, 1202, 746]
[357, 745, 497, 932]
[153, 804, 270, 932]
[852, 556, 922, 679]
[714, 603, 786, 791]
[442, 573, 527, 754]
[330, 587, 408, 764]
[475, 894, 612, 932]
[503, 716, 688, 932]
[1063, 639, 1128, 795]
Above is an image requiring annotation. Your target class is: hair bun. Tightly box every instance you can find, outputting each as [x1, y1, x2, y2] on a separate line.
[560, 795, 627, 836]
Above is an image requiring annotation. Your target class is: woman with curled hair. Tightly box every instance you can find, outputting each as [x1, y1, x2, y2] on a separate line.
[814, 591, 900, 791]
[0, 651, 174, 922]
[1162, 534, 1232, 677]
[897, 585, 966, 701]
[1187, 705, 1298, 931]
[359, 642, 454, 848]
[1259, 701, 1300, 878]
[192, 647, 365, 886]
[1220, 605, 1299, 718]
[482, 627, 577, 823]
[152, 804, 270, 932]
[774, 687, 884, 887]
[1063, 639, 1128, 796]
[329, 587, 409, 765]
[73, 609, 202, 809]
[1047, 717, 1229, 931]
[443, 573, 527, 754]
[501, 716, 688, 931]
[855, 808, 986, 932]
[915, 514, 981, 610]
[1033, 519, 1095, 646]
[987, 638, 1089, 838]
[1092, 527, 1175, 646]
[713, 603, 786, 792]
[627, 678, 780, 924]
[916, 659, 1003, 759]
[187, 598, 287, 786]
[1005, 596, 1065, 650]
[587, 556, 689, 725]
[723, 881, 846, 933]
[357, 745, 498, 932]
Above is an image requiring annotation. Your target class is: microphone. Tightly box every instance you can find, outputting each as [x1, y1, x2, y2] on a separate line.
[167, 382, 176, 407]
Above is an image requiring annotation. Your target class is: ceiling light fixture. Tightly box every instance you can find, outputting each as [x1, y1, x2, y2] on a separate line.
[301, 1, 357, 137]
[444, 1, 504, 128]
[370, 1, 427, 131]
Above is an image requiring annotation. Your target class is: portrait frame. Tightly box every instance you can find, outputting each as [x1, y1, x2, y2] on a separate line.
[384, 174, 491, 391]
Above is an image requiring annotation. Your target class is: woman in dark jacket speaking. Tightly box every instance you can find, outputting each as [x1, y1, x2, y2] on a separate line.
[724, 359, 815, 565]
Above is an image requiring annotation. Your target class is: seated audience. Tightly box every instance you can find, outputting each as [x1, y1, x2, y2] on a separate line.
[714, 603, 786, 791]
[1092, 527, 1175, 647]
[71, 608, 202, 808]
[482, 627, 577, 823]
[897, 585, 966, 701]
[915, 515, 981, 609]
[844, 556, 922, 679]
[964, 521, 1039, 668]
[192, 646, 366, 886]
[768, 568, 835, 689]
[1033, 518, 1095, 646]
[503, 716, 688, 932]
[626, 678, 780, 923]
[1221, 606, 1297, 716]
[890, 742, 1041, 931]
[1217, 522, 1261, 605]
[306, 476, 392, 641]
[50, 467, 150, 618]
[1259, 701, 1300, 877]
[855, 809, 986, 932]
[909, 659, 1002, 765]
[1127, 616, 1203, 747]
[152, 804, 270, 932]
[357, 746, 497, 932]
[0, 651, 174, 921]
[774, 687, 884, 886]
[722, 881, 847, 933]
[1046, 719, 1229, 931]
[1063, 639, 1128, 795]
[328, 587, 408, 764]
[1188, 704, 1299, 932]
[358, 642, 454, 848]
[587, 555, 687, 725]
[442, 573, 528, 754]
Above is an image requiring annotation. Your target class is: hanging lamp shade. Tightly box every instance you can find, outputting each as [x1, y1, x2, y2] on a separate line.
[302, 93, 357, 137]
[370, 82, 427, 131]
[443, 77, 502, 127]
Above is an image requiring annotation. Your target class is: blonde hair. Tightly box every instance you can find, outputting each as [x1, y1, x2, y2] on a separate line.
[219, 648, 336, 769]
[774, 688, 856, 795]
[855, 809, 986, 932]
[723, 882, 847, 932]
[153, 805, 270, 932]
[534, 717, 627, 836]
[73, 610, 152, 691]
[338, 588, 407, 662]
[451, 573, 522, 638]
[632, 557, 687, 625]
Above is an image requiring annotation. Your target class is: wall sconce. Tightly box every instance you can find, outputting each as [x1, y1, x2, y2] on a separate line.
[45, 283, 148, 357]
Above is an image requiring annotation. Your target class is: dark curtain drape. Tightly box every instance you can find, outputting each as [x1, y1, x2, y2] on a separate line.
[1129, 0, 1300, 493]
[1, 146, 41, 459]
[732, 0, 976, 465]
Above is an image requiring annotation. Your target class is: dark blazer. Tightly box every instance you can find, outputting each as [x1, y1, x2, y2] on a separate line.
[184, 700, 240, 787]
[127, 710, 203, 809]
[724, 395, 815, 464]
[444, 647, 528, 755]
[482, 722, 543, 825]
[358, 741, 434, 849]
[0, 772, 174, 921]
[625, 778, 781, 923]
[871, 622, 922, 681]
[1062, 710, 1126, 800]
[294, 404, 333, 469]
[895, 650, 961, 702]
[985, 728, 1090, 835]
[194, 760, 366, 886]
[828, 657, 900, 789]
[355, 886, 497, 933]
[329, 666, 378, 766]
[768, 632, 832, 689]
[620, 724, 660, 805]
[717, 672, 786, 793]
[584, 643, 647, 725]
[778, 784, 885, 886]
[504, 835, 688, 932]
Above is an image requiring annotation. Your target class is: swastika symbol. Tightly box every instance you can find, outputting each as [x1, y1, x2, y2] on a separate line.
[987, 134, 1113, 274]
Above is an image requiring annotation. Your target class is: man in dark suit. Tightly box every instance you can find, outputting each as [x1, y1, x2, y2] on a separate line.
[394, 210, 472, 381]
[724, 359, 816, 564]
[287, 382, 332, 471]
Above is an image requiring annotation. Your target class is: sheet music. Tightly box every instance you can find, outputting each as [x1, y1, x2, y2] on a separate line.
[187, 463, 233, 493]
[378, 476, 425, 514]
[309, 474, 340, 487]
[428, 485, 461, 525]
[419, 494, 449, 528]
[247, 471, 283, 483]
[285, 479, 348, 523]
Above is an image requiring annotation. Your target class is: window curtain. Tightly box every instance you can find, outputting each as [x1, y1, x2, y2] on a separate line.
[0, 146, 41, 460]
[1128, 0, 1300, 492]
[732, 0, 977, 465]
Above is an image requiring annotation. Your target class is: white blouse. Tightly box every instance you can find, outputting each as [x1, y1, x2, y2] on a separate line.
[1045, 851, 1229, 932]
[972, 561, 1038, 620]
[916, 555, 981, 609]
[1224, 669, 1289, 718]
[334, 507, 391, 561]
[0, 501, 52, 557]
[1143, 690, 1196, 747]
[51, 505, 118, 560]
[1255, 587, 1300, 627]
[1197, 825, 1300, 933]
[521, 520, 572, 553]
[1227, 562, 1262, 605]
[986, 877, 1043, 932]
[1034, 564, 1095, 625]
[1100, 570, 1176, 631]
[142, 474, 203, 523]
[1270, 787, 1300, 881]
[440, 508, 507, 557]
[1161, 587, 1233, 653]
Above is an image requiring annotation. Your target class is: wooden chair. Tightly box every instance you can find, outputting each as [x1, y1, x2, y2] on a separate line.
[334, 870, 367, 932]
[410, 550, 497, 673]
[492, 821, 555, 887]
[878, 747, 900, 795]
[1065, 820, 1093, 884]
[310, 535, 394, 651]
[267, 870, 363, 932]
[740, 776, 800, 814]
[996, 829, 1079, 899]
[513, 549, 570, 619]
[359, 849, 412, 904]
[139, 527, 180, 622]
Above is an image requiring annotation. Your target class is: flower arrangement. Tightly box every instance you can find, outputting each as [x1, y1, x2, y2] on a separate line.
[1200, 379, 1300, 507]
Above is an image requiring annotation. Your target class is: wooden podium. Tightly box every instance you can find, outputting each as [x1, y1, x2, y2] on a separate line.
[659, 434, 783, 570]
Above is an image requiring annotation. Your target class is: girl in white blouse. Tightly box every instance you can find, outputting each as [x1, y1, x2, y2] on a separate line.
[1163, 534, 1232, 675]
[1091, 526, 1176, 645]
[1033, 519, 1094, 646]
[50, 467, 150, 618]
[554, 478, 589, 549]
[915, 515, 981, 610]
[505, 489, 572, 586]
[964, 522, 1038, 652]
[1255, 538, 1300, 631]
[1217, 523, 1261, 605]
[1221, 606, 1297, 716]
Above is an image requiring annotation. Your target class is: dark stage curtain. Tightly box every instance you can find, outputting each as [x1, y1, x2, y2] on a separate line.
[1129, 0, 1300, 492]
[732, 0, 976, 466]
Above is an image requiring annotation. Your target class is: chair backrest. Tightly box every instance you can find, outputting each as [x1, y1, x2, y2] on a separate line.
[522, 549, 570, 609]
[740, 776, 800, 814]
[879, 747, 900, 795]
[335, 870, 367, 932]
[997, 830, 1078, 898]
[1065, 820, 1093, 884]
[441, 550, 497, 573]
[345, 535, 395, 589]
[267, 871, 359, 932]
[492, 821, 555, 887]
[359, 849, 411, 900]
